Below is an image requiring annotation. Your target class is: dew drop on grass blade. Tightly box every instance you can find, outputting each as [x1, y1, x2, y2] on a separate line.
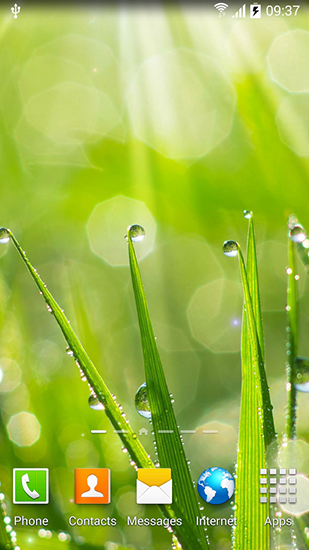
[224, 215, 275, 550]
[2, 229, 150, 469]
[285, 237, 298, 440]
[127, 226, 209, 550]
[0, 227, 207, 547]
[0, 488, 18, 550]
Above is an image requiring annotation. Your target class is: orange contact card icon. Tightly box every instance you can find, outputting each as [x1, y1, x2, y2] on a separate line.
[75, 469, 110, 504]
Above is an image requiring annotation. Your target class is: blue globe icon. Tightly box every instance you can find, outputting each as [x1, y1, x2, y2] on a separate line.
[197, 467, 235, 505]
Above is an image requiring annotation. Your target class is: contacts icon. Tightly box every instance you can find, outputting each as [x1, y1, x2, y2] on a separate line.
[75, 469, 110, 504]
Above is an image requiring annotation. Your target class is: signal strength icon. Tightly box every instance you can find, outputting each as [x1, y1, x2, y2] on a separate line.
[232, 3, 246, 17]
[214, 3, 229, 17]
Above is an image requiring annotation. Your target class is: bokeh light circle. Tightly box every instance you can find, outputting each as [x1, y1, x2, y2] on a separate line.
[0, 358, 22, 393]
[127, 48, 236, 161]
[276, 96, 309, 157]
[187, 279, 242, 352]
[268, 30, 309, 92]
[87, 196, 156, 266]
[7, 412, 41, 447]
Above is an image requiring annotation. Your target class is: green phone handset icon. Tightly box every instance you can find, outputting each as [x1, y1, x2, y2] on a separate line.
[21, 473, 40, 499]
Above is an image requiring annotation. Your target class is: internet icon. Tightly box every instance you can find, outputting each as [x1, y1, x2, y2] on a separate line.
[198, 467, 235, 505]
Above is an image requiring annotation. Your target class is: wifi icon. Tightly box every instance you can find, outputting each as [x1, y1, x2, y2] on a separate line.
[214, 3, 229, 16]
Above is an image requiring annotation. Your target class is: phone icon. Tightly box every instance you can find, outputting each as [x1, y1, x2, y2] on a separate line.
[13, 468, 49, 504]
[21, 473, 40, 500]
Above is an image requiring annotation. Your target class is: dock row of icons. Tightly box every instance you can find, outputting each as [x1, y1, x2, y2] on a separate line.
[13, 466, 298, 507]
[91, 428, 218, 436]
[260, 468, 297, 504]
[214, 3, 261, 18]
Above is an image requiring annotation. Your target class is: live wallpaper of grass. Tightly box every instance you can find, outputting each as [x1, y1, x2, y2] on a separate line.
[1, 4, 309, 550]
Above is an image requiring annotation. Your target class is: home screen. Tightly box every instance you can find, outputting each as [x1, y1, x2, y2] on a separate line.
[0, 2, 309, 550]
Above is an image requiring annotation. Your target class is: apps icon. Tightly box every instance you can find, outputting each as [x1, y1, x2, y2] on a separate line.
[260, 468, 297, 504]
[75, 468, 110, 504]
[136, 468, 172, 504]
[197, 467, 235, 505]
[13, 468, 49, 504]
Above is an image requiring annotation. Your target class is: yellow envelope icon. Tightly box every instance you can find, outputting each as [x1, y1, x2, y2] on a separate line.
[136, 468, 172, 504]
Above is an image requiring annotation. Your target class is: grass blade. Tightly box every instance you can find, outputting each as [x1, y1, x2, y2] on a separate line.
[246, 217, 264, 359]
[0, 499, 16, 549]
[238, 238, 275, 446]
[0, 484, 18, 550]
[230, 217, 275, 550]
[287, 215, 309, 274]
[3, 228, 206, 541]
[285, 238, 298, 440]
[285, 217, 309, 549]
[128, 235, 209, 550]
[3, 229, 153, 468]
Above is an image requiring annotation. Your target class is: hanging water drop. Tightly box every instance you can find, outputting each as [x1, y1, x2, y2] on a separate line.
[294, 357, 309, 392]
[289, 224, 306, 243]
[88, 394, 105, 411]
[135, 382, 151, 419]
[66, 346, 74, 357]
[243, 210, 252, 219]
[0, 228, 10, 244]
[127, 224, 145, 242]
[302, 238, 309, 249]
[288, 214, 298, 230]
[223, 240, 239, 257]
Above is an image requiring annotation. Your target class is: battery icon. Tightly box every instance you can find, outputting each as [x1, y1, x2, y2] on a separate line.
[250, 3, 261, 17]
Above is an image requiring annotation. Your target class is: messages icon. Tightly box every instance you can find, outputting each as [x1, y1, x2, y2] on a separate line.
[136, 468, 172, 504]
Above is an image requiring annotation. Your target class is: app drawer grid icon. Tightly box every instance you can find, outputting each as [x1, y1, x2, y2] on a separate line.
[260, 468, 297, 504]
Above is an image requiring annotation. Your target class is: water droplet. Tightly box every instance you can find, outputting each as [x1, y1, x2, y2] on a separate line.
[302, 238, 309, 249]
[66, 346, 74, 357]
[223, 240, 239, 257]
[135, 382, 151, 419]
[88, 394, 105, 410]
[127, 224, 145, 243]
[289, 224, 306, 243]
[243, 210, 252, 219]
[288, 215, 298, 230]
[294, 357, 309, 392]
[0, 228, 10, 244]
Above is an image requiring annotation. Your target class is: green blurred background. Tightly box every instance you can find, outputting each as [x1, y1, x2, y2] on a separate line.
[1, 3, 309, 549]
